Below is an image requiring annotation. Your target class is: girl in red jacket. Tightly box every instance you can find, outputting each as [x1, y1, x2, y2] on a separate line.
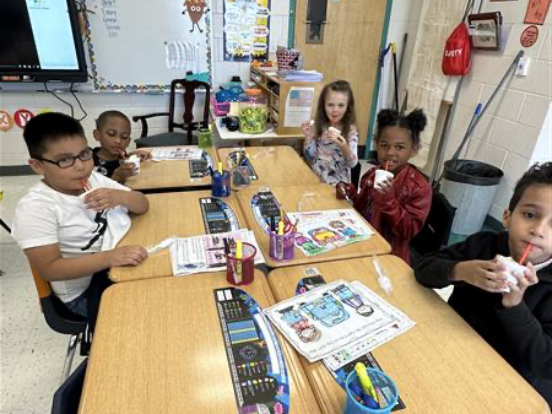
[339, 108, 432, 264]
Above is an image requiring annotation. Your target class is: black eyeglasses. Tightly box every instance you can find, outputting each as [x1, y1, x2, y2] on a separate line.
[35, 147, 94, 169]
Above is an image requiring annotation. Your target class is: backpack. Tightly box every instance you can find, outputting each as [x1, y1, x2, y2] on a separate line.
[442, 22, 472, 76]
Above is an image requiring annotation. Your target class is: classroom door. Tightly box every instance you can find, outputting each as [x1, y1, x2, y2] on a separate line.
[295, 0, 387, 144]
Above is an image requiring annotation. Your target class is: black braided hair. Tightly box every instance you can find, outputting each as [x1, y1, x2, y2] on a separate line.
[375, 108, 427, 147]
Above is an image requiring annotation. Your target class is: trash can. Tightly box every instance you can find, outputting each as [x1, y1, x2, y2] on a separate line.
[440, 159, 503, 235]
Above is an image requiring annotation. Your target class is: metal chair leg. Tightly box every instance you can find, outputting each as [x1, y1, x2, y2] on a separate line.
[60, 333, 81, 384]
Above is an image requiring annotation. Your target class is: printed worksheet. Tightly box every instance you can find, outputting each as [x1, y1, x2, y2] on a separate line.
[286, 209, 374, 256]
[265, 280, 413, 362]
[151, 147, 203, 161]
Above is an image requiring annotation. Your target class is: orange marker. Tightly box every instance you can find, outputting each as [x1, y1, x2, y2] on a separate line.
[519, 243, 532, 265]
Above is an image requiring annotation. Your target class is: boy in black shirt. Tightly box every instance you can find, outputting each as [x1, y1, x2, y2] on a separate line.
[415, 162, 552, 406]
[93, 110, 151, 182]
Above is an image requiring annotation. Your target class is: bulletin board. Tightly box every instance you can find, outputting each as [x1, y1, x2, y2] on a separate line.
[83, 0, 212, 92]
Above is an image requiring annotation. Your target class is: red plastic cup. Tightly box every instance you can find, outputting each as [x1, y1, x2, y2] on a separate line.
[226, 242, 257, 286]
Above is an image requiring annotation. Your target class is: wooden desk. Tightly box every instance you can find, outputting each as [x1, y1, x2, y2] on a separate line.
[79, 272, 322, 414]
[236, 184, 391, 268]
[268, 256, 551, 414]
[217, 146, 319, 188]
[111, 190, 247, 283]
[125, 146, 218, 192]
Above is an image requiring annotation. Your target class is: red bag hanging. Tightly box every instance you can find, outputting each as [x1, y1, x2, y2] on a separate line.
[442, 22, 472, 76]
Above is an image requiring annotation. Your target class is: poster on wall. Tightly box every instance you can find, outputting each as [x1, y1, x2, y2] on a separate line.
[524, 0, 551, 25]
[223, 0, 271, 62]
[84, 0, 212, 92]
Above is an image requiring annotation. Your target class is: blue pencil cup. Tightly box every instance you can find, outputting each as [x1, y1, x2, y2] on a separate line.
[211, 170, 231, 197]
[344, 369, 399, 414]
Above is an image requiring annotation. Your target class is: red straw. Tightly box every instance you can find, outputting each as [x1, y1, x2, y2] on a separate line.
[385, 161, 390, 171]
[119, 149, 126, 159]
[81, 179, 90, 192]
[519, 243, 532, 265]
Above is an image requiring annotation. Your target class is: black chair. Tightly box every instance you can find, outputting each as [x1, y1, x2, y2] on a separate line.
[51, 358, 88, 414]
[133, 78, 211, 148]
[411, 191, 456, 264]
[31, 267, 89, 383]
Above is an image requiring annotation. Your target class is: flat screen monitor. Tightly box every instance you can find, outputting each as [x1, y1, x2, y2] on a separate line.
[0, 0, 88, 83]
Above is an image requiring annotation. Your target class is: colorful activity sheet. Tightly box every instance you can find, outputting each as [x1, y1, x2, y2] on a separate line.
[265, 279, 413, 362]
[169, 229, 264, 276]
[294, 271, 407, 411]
[214, 287, 290, 414]
[286, 209, 374, 256]
[151, 147, 204, 161]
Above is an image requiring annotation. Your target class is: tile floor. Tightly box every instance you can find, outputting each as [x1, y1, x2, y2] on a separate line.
[0, 175, 86, 414]
[0, 165, 452, 413]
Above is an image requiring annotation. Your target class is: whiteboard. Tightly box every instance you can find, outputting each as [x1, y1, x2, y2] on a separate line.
[83, 0, 212, 91]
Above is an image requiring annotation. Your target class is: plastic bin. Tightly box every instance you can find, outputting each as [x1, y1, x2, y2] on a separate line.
[440, 159, 503, 235]
[210, 96, 230, 116]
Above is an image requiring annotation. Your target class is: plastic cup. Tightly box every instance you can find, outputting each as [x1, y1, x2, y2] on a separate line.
[496, 255, 527, 292]
[344, 369, 399, 414]
[211, 170, 231, 197]
[269, 231, 295, 261]
[126, 154, 140, 174]
[226, 242, 256, 286]
[198, 128, 213, 149]
[232, 166, 251, 188]
[374, 169, 394, 190]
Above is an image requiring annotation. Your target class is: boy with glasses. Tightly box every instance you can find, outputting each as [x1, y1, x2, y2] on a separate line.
[12, 112, 149, 329]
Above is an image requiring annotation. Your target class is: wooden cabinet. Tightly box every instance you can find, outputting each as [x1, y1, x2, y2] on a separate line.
[249, 66, 323, 136]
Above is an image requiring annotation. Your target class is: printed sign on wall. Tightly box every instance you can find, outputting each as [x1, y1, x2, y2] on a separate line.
[223, 0, 271, 62]
[524, 0, 551, 25]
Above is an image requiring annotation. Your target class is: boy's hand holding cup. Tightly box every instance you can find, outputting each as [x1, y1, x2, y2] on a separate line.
[125, 154, 141, 174]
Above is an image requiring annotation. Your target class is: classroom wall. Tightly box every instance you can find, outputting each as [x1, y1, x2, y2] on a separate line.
[441, 0, 551, 220]
[0, 0, 290, 168]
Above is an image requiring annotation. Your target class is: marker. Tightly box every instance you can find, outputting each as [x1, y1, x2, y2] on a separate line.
[355, 363, 379, 403]
[235, 240, 243, 283]
[270, 215, 276, 232]
[519, 243, 532, 265]
[218, 161, 223, 175]
[277, 220, 284, 236]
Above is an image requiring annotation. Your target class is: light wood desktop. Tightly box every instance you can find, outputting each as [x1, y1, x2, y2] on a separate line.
[217, 146, 320, 188]
[268, 256, 551, 414]
[125, 146, 217, 192]
[110, 190, 247, 283]
[236, 184, 391, 268]
[79, 271, 322, 414]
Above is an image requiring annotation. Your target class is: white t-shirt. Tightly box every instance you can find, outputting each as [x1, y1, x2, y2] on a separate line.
[12, 171, 132, 303]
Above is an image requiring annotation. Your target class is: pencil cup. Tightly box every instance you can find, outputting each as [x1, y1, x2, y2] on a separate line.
[198, 127, 213, 149]
[232, 166, 251, 188]
[211, 170, 231, 197]
[344, 369, 399, 414]
[269, 231, 295, 261]
[226, 242, 256, 286]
